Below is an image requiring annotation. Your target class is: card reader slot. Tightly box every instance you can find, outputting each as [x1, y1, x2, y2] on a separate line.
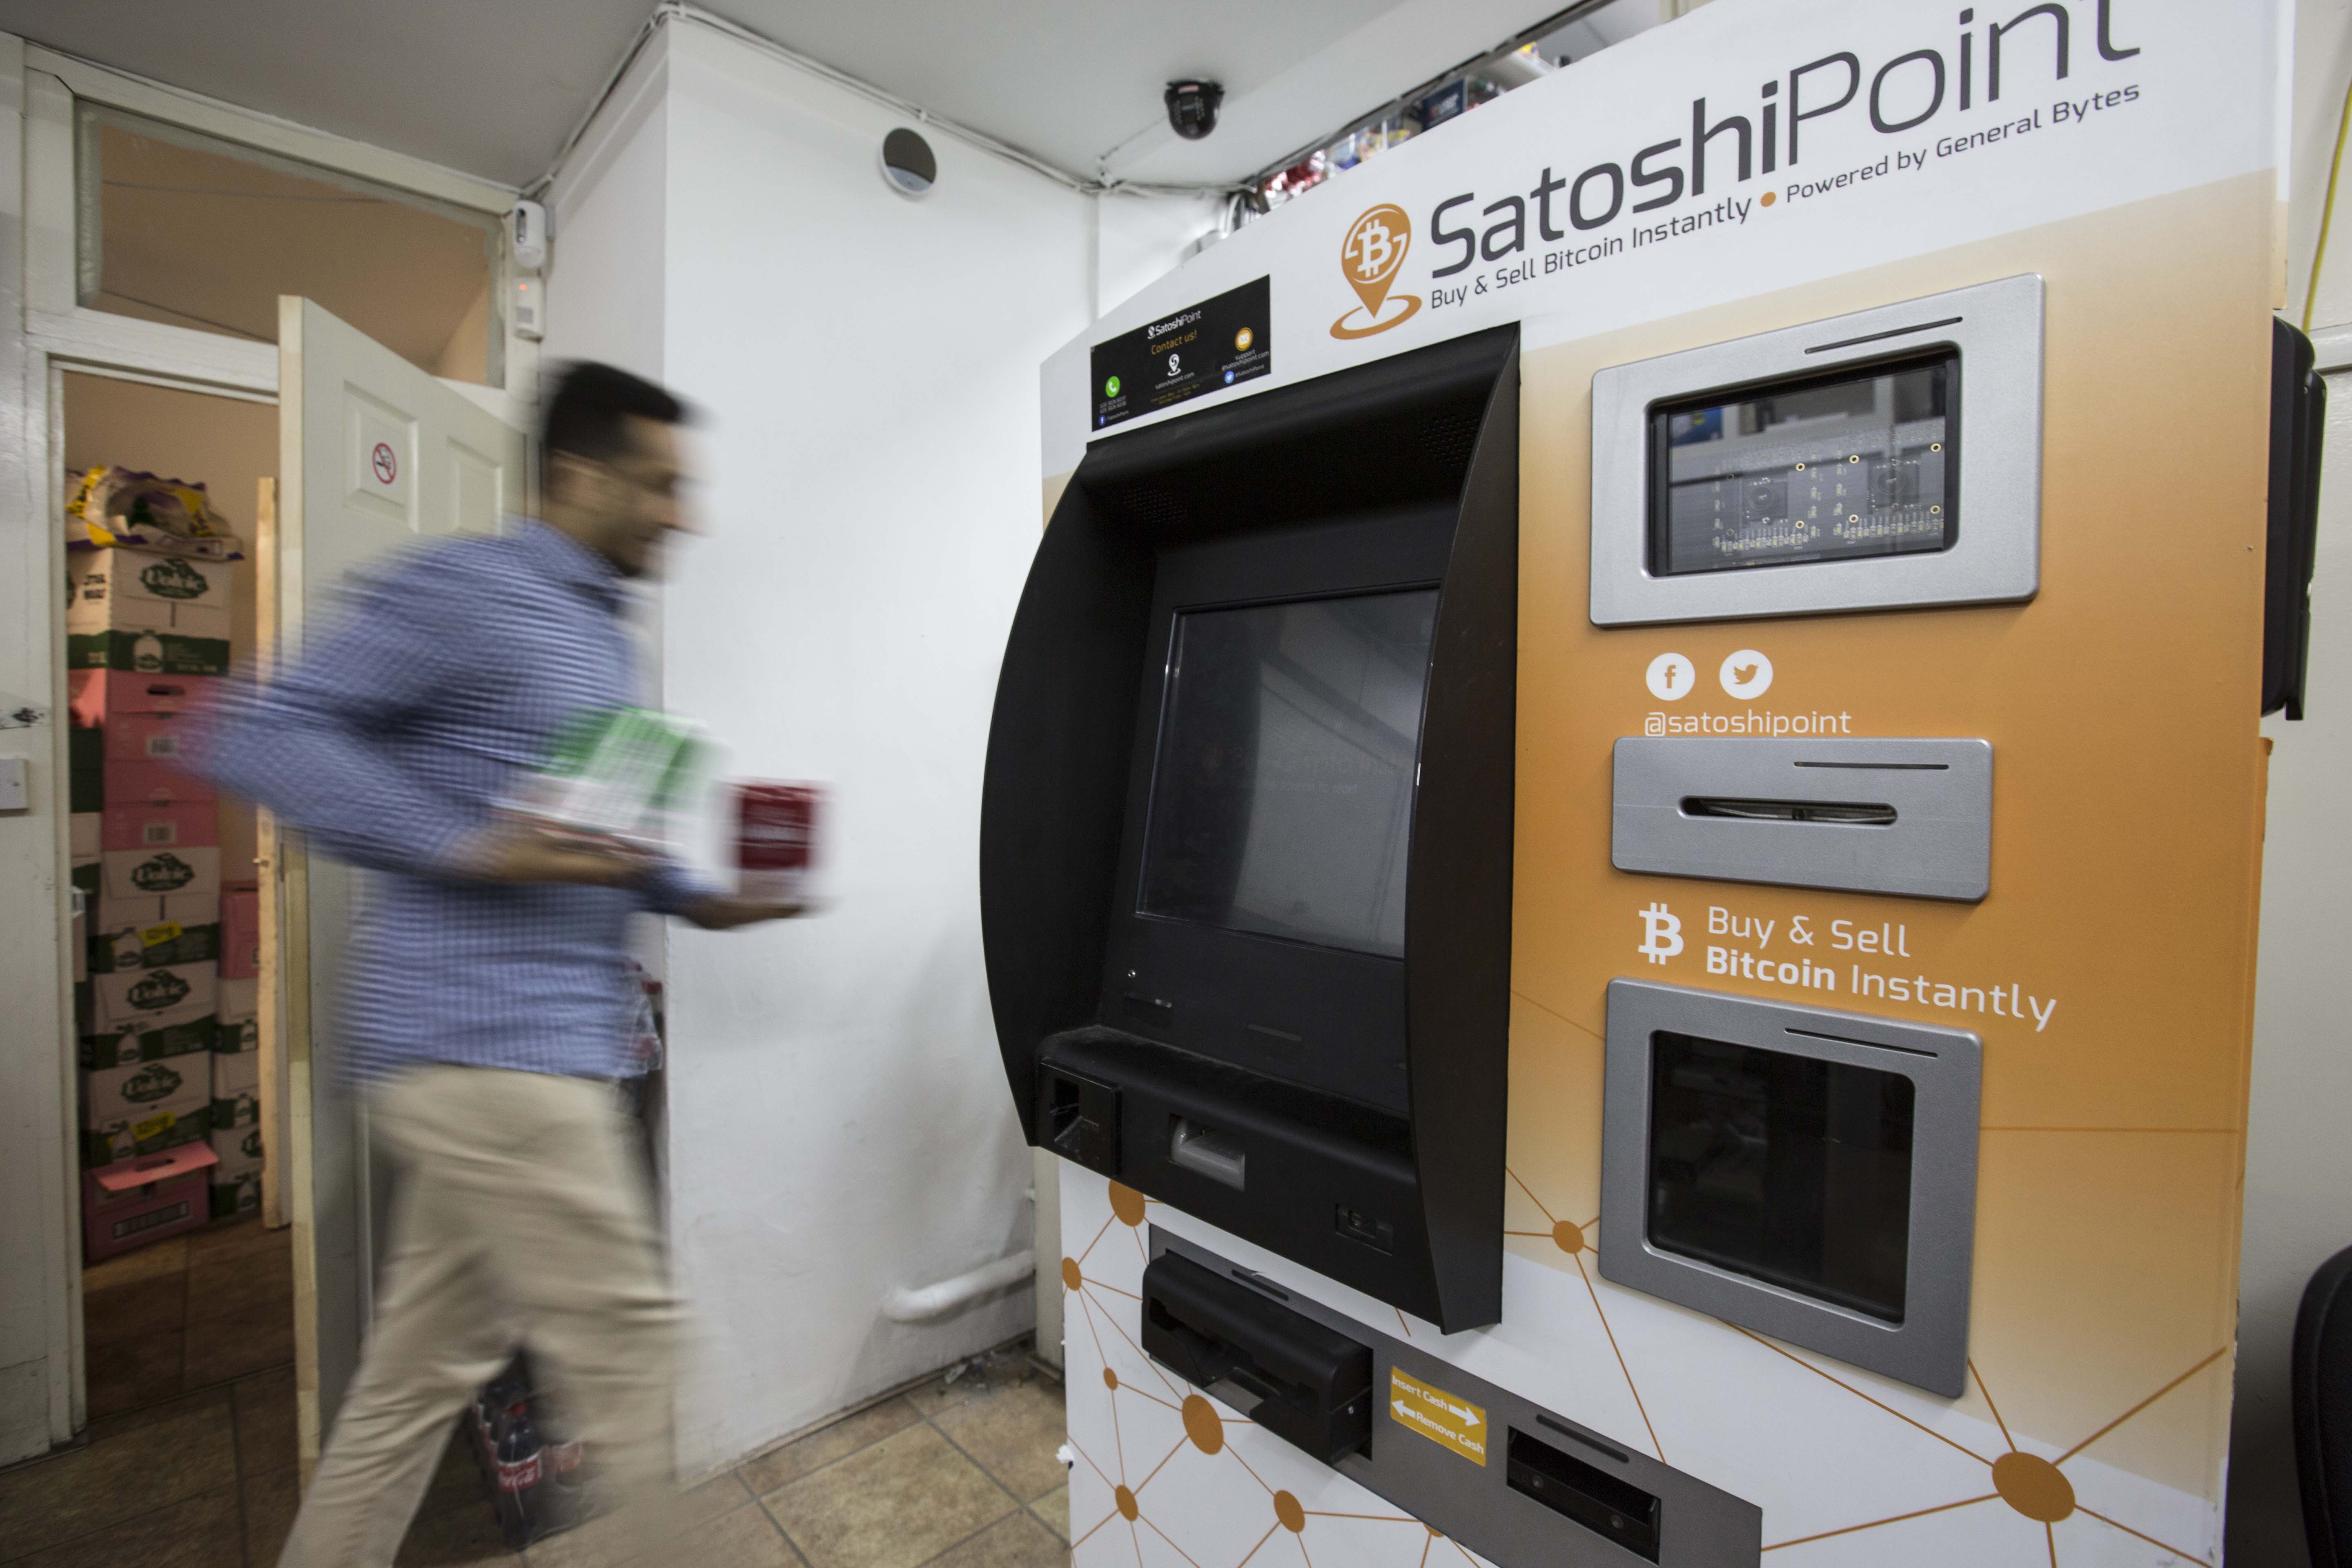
[1680, 796, 1895, 826]
[1507, 1427, 1663, 1561]
[1140, 1251, 1373, 1462]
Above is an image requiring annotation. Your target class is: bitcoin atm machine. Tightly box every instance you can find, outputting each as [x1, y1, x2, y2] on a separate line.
[983, 0, 2312, 1562]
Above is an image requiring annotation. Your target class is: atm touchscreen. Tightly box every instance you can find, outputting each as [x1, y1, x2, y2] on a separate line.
[1138, 589, 1439, 959]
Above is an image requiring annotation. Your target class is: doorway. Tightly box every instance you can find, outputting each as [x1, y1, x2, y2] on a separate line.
[60, 371, 292, 1423]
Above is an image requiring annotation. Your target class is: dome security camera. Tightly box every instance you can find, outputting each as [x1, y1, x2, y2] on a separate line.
[1164, 80, 1224, 140]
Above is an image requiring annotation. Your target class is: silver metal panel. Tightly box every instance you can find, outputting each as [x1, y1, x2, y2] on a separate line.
[1152, 1229, 1762, 1567]
[1590, 275, 2043, 626]
[1597, 980, 1981, 1398]
[1612, 737, 1992, 902]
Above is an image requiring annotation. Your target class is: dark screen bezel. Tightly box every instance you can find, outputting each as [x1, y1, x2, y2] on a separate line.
[1643, 346, 1963, 579]
[1100, 507, 1452, 1118]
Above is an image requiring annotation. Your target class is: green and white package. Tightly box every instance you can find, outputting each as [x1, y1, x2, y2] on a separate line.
[510, 706, 707, 847]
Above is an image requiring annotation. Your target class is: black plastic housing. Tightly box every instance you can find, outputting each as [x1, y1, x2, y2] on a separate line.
[2267, 316, 2326, 719]
[1141, 1250, 1374, 1463]
[981, 327, 1519, 1330]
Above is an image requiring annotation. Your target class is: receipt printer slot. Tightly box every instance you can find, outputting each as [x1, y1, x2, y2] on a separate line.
[1614, 737, 1990, 901]
[1141, 1251, 1373, 1462]
[1169, 1117, 1247, 1189]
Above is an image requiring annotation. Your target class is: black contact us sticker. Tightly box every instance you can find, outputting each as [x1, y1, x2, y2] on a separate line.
[1091, 276, 1270, 432]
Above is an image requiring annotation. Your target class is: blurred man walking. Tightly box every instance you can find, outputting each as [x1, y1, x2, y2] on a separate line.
[200, 363, 794, 1567]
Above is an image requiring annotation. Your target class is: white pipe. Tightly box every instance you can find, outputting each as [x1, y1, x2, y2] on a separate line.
[882, 1249, 1038, 1323]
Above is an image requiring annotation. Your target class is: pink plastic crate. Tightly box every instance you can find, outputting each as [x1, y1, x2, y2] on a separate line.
[69, 671, 218, 727]
[82, 1143, 218, 1264]
[100, 801, 218, 852]
[102, 759, 215, 808]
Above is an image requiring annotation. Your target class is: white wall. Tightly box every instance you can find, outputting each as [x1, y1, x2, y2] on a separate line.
[1094, 188, 1222, 320]
[542, 35, 669, 387]
[545, 18, 1097, 1473]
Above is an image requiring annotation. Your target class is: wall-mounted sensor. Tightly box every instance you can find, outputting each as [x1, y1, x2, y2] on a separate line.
[880, 128, 936, 198]
[1165, 80, 1223, 139]
[512, 276, 544, 341]
[508, 198, 547, 272]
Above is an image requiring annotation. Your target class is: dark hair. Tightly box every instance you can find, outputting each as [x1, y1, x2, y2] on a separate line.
[541, 361, 688, 471]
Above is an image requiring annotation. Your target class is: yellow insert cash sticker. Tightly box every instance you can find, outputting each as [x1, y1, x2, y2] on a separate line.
[1388, 1367, 1488, 1466]
[139, 921, 184, 948]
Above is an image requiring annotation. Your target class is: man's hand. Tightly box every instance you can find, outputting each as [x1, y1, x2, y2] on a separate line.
[462, 817, 652, 888]
[679, 893, 808, 930]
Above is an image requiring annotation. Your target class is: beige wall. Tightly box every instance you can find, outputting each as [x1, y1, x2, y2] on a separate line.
[60, 372, 274, 882]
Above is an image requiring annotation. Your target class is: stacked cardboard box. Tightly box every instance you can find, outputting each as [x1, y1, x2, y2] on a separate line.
[68, 543, 235, 1254]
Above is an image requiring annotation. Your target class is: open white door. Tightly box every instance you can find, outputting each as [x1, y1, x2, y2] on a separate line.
[267, 297, 527, 1470]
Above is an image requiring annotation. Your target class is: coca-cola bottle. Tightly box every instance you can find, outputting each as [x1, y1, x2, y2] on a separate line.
[492, 1394, 544, 1526]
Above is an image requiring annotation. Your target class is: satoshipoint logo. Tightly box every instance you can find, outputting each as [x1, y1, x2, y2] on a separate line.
[1332, 205, 1422, 339]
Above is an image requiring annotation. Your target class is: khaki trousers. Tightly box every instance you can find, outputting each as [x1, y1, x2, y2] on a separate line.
[279, 1066, 681, 1568]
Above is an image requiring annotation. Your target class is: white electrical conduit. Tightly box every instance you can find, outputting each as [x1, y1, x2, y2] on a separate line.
[882, 1249, 1038, 1323]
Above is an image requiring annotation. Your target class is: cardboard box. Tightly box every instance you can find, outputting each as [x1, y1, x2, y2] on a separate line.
[102, 758, 215, 808]
[71, 859, 99, 903]
[89, 893, 220, 973]
[100, 800, 217, 853]
[80, 960, 217, 1037]
[66, 550, 234, 630]
[210, 1168, 262, 1219]
[68, 670, 217, 726]
[216, 973, 258, 1025]
[70, 812, 100, 858]
[219, 888, 259, 979]
[69, 630, 231, 677]
[211, 1049, 260, 1129]
[82, 1143, 217, 1263]
[102, 844, 220, 899]
[210, 1120, 263, 1176]
[78, 1017, 216, 1070]
[216, 975, 258, 1053]
[82, 1057, 210, 1166]
[69, 726, 103, 811]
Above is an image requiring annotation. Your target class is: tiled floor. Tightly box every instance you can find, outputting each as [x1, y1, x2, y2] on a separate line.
[5, 1236, 1070, 1568]
[80, 1214, 296, 1421]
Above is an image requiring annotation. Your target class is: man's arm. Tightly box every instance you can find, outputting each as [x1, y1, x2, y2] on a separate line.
[199, 546, 523, 879]
[636, 856, 805, 929]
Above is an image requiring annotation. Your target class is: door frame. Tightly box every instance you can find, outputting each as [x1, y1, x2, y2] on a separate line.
[18, 42, 535, 1457]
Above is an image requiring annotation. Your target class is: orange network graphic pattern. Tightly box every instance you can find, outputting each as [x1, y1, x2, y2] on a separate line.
[1499, 1164, 2225, 1566]
[1062, 1181, 1493, 1568]
[1057, 1167, 2230, 1567]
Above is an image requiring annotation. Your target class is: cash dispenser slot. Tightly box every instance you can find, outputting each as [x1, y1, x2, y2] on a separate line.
[1614, 737, 1991, 901]
[1507, 1426, 1664, 1561]
[1141, 1250, 1374, 1462]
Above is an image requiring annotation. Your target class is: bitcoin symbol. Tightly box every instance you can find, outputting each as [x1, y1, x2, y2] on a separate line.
[1637, 902, 1683, 964]
[1332, 205, 1421, 339]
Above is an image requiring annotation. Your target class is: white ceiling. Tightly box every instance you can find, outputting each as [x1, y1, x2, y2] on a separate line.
[0, 0, 1589, 190]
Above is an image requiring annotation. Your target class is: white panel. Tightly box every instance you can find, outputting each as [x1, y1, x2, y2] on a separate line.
[448, 439, 502, 536]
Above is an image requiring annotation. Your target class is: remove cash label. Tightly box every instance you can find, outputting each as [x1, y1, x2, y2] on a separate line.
[1388, 1366, 1488, 1466]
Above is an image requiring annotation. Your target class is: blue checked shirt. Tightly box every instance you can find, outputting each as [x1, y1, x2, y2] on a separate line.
[200, 518, 714, 1085]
